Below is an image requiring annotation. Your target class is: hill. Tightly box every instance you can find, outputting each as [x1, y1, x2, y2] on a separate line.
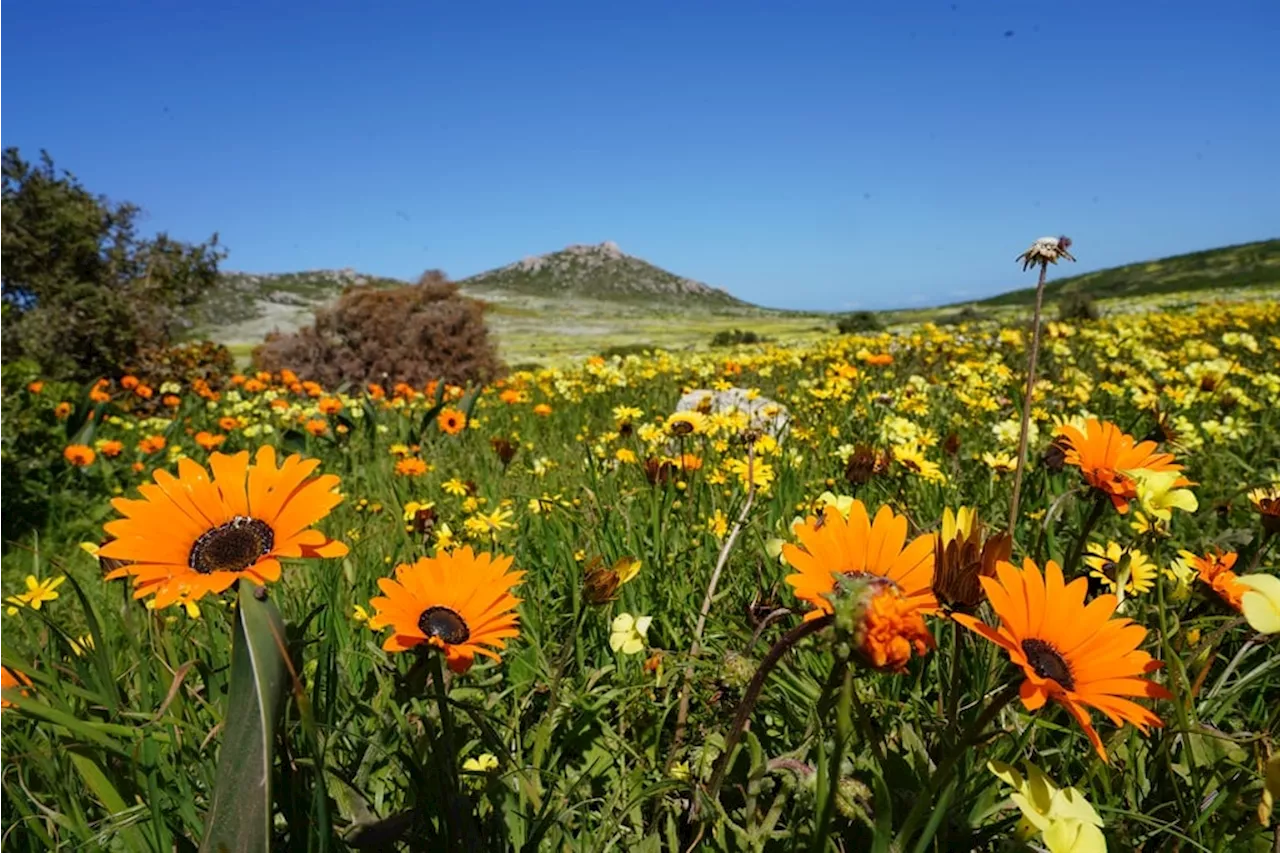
[975, 238, 1280, 307]
[457, 241, 749, 306]
[193, 244, 815, 364]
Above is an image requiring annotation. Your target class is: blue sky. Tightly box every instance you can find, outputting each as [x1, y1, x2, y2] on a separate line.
[3, 1, 1277, 310]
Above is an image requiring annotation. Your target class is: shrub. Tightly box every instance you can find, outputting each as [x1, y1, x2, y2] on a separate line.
[598, 343, 655, 359]
[939, 306, 988, 326]
[1058, 291, 1100, 322]
[128, 340, 237, 390]
[1, 148, 224, 383]
[710, 328, 765, 347]
[252, 272, 503, 388]
[836, 311, 883, 334]
[0, 358, 66, 537]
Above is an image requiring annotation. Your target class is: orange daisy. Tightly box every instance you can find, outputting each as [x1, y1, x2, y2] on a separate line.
[64, 444, 96, 466]
[1052, 419, 1183, 513]
[98, 447, 348, 608]
[1, 666, 33, 709]
[952, 558, 1171, 762]
[1179, 549, 1246, 611]
[369, 547, 523, 673]
[438, 407, 466, 435]
[782, 500, 936, 621]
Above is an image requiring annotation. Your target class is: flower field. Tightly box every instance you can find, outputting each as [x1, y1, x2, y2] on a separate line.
[3, 293, 1280, 851]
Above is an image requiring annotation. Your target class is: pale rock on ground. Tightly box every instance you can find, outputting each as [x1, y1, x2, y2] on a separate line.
[675, 387, 790, 439]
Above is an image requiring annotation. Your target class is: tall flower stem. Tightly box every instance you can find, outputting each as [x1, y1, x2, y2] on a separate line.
[1007, 260, 1049, 538]
[669, 445, 757, 768]
[699, 614, 833, 815]
[1064, 493, 1108, 576]
[427, 652, 477, 850]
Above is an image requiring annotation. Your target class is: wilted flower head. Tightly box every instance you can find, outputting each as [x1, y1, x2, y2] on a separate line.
[1017, 236, 1077, 272]
[1248, 486, 1280, 535]
[583, 556, 642, 605]
[933, 507, 1012, 612]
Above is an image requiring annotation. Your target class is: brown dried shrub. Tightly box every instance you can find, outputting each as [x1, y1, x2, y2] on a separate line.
[252, 272, 503, 388]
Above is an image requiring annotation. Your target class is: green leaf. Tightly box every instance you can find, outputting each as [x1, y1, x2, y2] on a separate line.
[67, 749, 150, 853]
[199, 582, 288, 853]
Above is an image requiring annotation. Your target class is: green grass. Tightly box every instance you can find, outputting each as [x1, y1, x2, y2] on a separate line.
[3, 289, 1278, 850]
[975, 238, 1280, 307]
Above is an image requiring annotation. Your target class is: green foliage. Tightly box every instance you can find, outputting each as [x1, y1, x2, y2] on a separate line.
[710, 328, 766, 347]
[252, 273, 504, 388]
[2, 292, 1277, 850]
[835, 311, 884, 334]
[979, 237, 1280, 307]
[0, 361, 75, 540]
[128, 340, 237, 390]
[1, 148, 225, 383]
[1057, 291, 1101, 322]
[938, 306, 988, 326]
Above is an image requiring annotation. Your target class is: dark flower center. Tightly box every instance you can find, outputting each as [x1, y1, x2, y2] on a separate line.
[1021, 639, 1075, 691]
[418, 606, 470, 645]
[188, 517, 275, 575]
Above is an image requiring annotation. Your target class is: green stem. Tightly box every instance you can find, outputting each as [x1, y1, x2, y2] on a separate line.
[427, 652, 471, 850]
[700, 615, 833, 814]
[811, 665, 853, 852]
[898, 683, 1019, 845]
[1064, 493, 1108, 576]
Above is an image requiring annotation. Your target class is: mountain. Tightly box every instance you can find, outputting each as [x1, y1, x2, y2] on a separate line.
[974, 238, 1280, 307]
[193, 243, 768, 358]
[457, 241, 750, 306]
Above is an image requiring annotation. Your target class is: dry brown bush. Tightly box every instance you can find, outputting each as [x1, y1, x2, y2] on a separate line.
[252, 271, 503, 388]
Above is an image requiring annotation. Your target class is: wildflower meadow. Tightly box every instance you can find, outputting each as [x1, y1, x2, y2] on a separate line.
[3, 277, 1280, 851]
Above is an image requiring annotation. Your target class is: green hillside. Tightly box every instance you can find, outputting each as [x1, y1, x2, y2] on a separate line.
[977, 238, 1279, 306]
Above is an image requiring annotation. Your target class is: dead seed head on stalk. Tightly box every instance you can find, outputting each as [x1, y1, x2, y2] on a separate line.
[1017, 236, 1076, 271]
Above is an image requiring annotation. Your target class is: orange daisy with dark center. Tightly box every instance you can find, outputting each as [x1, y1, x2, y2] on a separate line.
[952, 558, 1171, 762]
[782, 500, 937, 621]
[98, 447, 348, 608]
[1052, 419, 1183, 514]
[369, 547, 524, 674]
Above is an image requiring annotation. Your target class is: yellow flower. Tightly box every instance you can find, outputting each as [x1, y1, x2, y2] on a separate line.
[982, 451, 1018, 475]
[463, 753, 500, 773]
[5, 575, 66, 615]
[402, 500, 434, 522]
[987, 760, 1105, 853]
[725, 458, 774, 490]
[352, 604, 370, 623]
[666, 411, 707, 436]
[707, 510, 730, 540]
[1122, 468, 1198, 522]
[669, 761, 691, 781]
[1083, 542, 1158, 596]
[69, 634, 95, 656]
[609, 613, 652, 655]
[1235, 573, 1280, 634]
[615, 448, 637, 464]
[442, 478, 469, 496]
[613, 557, 642, 585]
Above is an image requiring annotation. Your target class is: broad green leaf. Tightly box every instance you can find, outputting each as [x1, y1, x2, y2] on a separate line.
[199, 582, 288, 853]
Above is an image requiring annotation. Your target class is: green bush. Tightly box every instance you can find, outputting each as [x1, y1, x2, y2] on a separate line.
[836, 311, 883, 334]
[1, 148, 224, 383]
[252, 272, 503, 387]
[710, 328, 765, 347]
[128, 340, 237, 389]
[1058, 291, 1101, 322]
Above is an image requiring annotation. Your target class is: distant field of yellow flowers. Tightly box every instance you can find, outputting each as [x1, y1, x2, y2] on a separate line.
[3, 289, 1280, 851]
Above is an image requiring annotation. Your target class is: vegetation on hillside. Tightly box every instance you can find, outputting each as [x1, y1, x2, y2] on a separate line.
[978, 238, 1280, 307]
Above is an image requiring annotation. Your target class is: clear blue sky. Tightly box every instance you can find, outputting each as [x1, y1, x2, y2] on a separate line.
[3, 1, 1278, 310]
